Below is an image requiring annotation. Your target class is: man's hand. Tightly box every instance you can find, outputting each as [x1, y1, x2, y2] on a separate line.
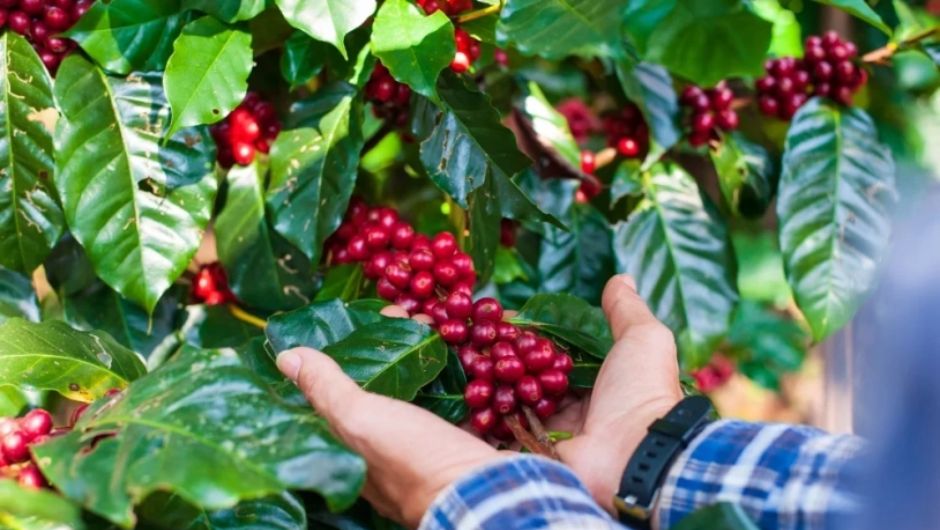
[276, 342, 503, 528]
[552, 274, 683, 512]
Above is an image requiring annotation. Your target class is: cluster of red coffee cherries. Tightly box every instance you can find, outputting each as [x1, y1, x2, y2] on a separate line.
[0, 409, 55, 489]
[326, 199, 574, 439]
[602, 104, 650, 159]
[365, 63, 413, 127]
[756, 32, 868, 120]
[210, 93, 281, 168]
[691, 355, 735, 393]
[191, 263, 236, 306]
[0, 0, 90, 73]
[680, 82, 739, 147]
[416, 0, 481, 73]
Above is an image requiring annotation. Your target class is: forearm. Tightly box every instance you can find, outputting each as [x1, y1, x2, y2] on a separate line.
[655, 420, 865, 529]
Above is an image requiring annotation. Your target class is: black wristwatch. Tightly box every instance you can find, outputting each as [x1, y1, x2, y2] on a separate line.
[613, 395, 714, 529]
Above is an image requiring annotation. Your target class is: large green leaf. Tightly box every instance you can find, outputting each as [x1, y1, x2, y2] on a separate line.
[509, 293, 612, 360]
[420, 72, 532, 207]
[496, 0, 624, 59]
[613, 164, 738, 367]
[777, 98, 895, 341]
[626, 0, 772, 86]
[268, 85, 363, 264]
[371, 0, 454, 100]
[414, 349, 467, 424]
[710, 132, 775, 219]
[164, 16, 253, 137]
[138, 492, 306, 530]
[0, 33, 62, 274]
[0, 319, 146, 401]
[323, 317, 448, 400]
[179, 305, 264, 350]
[615, 60, 680, 150]
[810, 0, 890, 34]
[538, 204, 614, 306]
[314, 264, 365, 302]
[34, 345, 365, 527]
[54, 56, 217, 313]
[516, 81, 581, 167]
[0, 480, 85, 530]
[280, 31, 328, 89]
[274, 0, 376, 58]
[216, 162, 317, 312]
[727, 300, 806, 391]
[66, 0, 189, 75]
[183, 0, 267, 22]
[265, 298, 384, 353]
[0, 266, 38, 324]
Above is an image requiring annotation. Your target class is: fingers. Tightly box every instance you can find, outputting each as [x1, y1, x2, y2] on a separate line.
[601, 274, 664, 342]
[276, 347, 362, 426]
[380, 305, 410, 319]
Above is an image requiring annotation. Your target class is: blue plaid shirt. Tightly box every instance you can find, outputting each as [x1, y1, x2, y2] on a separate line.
[419, 420, 864, 530]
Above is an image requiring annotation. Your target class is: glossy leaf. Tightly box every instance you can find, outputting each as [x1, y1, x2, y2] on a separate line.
[268, 85, 363, 264]
[265, 298, 384, 353]
[615, 60, 680, 150]
[217, 162, 317, 312]
[626, 0, 772, 86]
[183, 0, 267, 22]
[0, 33, 62, 273]
[233, 338, 307, 407]
[66, 0, 189, 74]
[516, 81, 580, 167]
[0, 318, 146, 401]
[314, 264, 365, 302]
[54, 57, 217, 313]
[727, 300, 806, 391]
[613, 164, 738, 367]
[497, 0, 624, 59]
[415, 349, 467, 423]
[371, 0, 454, 100]
[710, 132, 775, 218]
[538, 204, 614, 305]
[323, 317, 448, 400]
[34, 345, 366, 527]
[179, 305, 264, 350]
[510, 293, 612, 360]
[420, 72, 531, 207]
[777, 98, 895, 341]
[610, 159, 643, 203]
[0, 266, 38, 324]
[809, 0, 891, 34]
[164, 16, 253, 137]
[0, 479, 85, 530]
[274, 0, 376, 58]
[280, 31, 328, 89]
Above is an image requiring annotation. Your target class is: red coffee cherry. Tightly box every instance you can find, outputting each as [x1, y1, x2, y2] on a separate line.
[492, 385, 517, 415]
[409, 248, 435, 271]
[470, 320, 498, 347]
[17, 464, 46, 490]
[524, 339, 556, 371]
[432, 260, 460, 287]
[385, 263, 412, 289]
[515, 376, 543, 405]
[444, 291, 473, 320]
[376, 277, 400, 300]
[552, 353, 574, 374]
[538, 369, 569, 395]
[469, 355, 494, 381]
[470, 407, 497, 434]
[496, 322, 519, 342]
[458, 345, 481, 368]
[464, 379, 494, 409]
[2, 430, 29, 463]
[410, 271, 436, 299]
[439, 319, 469, 344]
[472, 297, 503, 322]
[490, 341, 517, 360]
[391, 222, 415, 250]
[494, 356, 526, 383]
[431, 232, 457, 258]
[533, 398, 558, 420]
[19, 409, 53, 440]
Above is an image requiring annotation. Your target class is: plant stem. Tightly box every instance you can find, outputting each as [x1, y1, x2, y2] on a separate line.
[229, 305, 267, 329]
[456, 1, 502, 23]
[862, 27, 939, 64]
[521, 406, 559, 456]
[505, 413, 559, 460]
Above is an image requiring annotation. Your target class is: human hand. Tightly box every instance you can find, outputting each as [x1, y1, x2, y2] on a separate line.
[551, 274, 683, 512]
[276, 339, 504, 528]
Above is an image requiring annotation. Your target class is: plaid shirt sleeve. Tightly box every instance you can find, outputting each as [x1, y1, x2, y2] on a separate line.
[418, 420, 864, 530]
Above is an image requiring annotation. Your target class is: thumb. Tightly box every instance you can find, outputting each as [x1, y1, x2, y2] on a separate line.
[601, 274, 663, 341]
[276, 347, 362, 425]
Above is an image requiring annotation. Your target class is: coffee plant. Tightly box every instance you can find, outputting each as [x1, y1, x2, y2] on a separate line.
[0, 0, 936, 527]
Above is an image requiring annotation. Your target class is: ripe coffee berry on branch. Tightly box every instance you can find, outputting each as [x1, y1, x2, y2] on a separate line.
[365, 63, 412, 127]
[691, 355, 736, 393]
[0, 409, 55, 489]
[756, 31, 867, 120]
[602, 104, 649, 159]
[557, 99, 599, 143]
[191, 263, 236, 306]
[415, 0, 480, 73]
[1, 0, 87, 73]
[327, 198, 575, 439]
[680, 82, 739, 147]
[210, 93, 281, 168]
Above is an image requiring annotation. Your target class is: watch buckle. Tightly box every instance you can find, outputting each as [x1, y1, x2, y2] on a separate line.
[613, 489, 661, 522]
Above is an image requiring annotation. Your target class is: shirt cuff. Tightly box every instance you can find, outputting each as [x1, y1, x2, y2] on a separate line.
[418, 454, 621, 530]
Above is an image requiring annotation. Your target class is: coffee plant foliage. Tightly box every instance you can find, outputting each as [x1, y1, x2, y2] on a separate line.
[0, 0, 936, 527]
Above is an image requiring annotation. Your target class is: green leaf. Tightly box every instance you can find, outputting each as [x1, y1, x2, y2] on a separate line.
[732, 231, 791, 308]
[274, 0, 376, 58]
[0, 479, 85, 530]
[179, 305, 263, 350]
[810, 0, 891, 34]
[510, 293, 612, 360]
[420, 72, 531, 207]
[183, 0, 267, 22]
[493, 246, 528, 285]
[497, 0, 624, 59]
[414, 349, 467, 423]
[265, 298, 384, 353]
[66, 0, 190, 75]
[610, 159, 643, 203]
[280, 31, 328, 89]
[613, 164, 738, 367]
[777, 98, 895, 341]
[164, 16, 253, 137]
[751, 0, 803, 57]
[314, 264, 365, 302]
[628, 0, 772, 87]
[467, 175, 502, 282]
[34, 346, 365, 527]
[0, 318, 146, 401]
[538, 204, 614, 305]
[516, 81, 581, 167]
[0, 266, 38, 324]
[268, 84, 363, 264]
[673, 502, 759, 530]
[0, 33, 62, 274]
[371, 0, 454, 100]
[138, 491, 306, 530]
[323, 317, 448, 400]
[0, 386, 25, 418]
[727, 300, 806, 391]
[615, 61, 680, 150]
[216, 162, 317, 312]
[710, 133, 775, 219]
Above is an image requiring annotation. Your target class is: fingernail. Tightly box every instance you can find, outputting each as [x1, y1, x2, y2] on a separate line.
[620, 275, 637, 291]
[276, 350, 302, 381]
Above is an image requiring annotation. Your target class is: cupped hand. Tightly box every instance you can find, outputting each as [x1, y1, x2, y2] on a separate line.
[551, 274, 683, 512]
[276, 339, 503, 528]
